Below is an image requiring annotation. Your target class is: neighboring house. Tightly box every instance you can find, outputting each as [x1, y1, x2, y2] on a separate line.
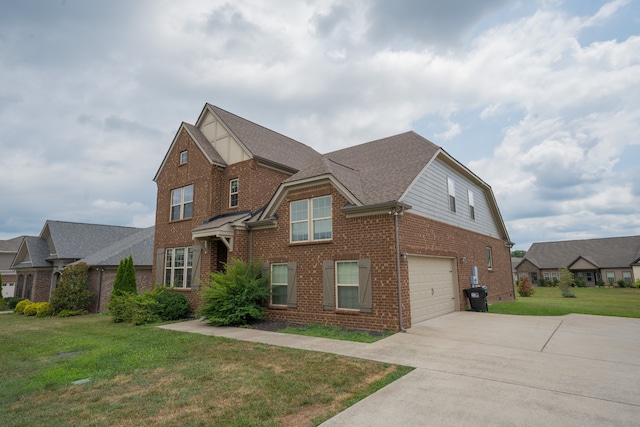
[515, 236, 640, 286]
[511, 257, 522, 284]
[153, 104, 514, 331]
[10, 220, 155, 310]
[0, 236, 24, 298]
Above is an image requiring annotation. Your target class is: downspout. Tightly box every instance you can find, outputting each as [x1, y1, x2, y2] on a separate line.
[249, 228, 253, 263]
[392, 207, 407, 332]
[97, 268, 104, 313]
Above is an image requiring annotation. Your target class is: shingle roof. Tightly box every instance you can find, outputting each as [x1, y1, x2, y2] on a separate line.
[45, 220, 143, 260]
[523, 236, 640, 269]
[285, 131, 440, 205]
[183, 122, 226, 166]
[0, 236, 25, 252]
[76, 226, 155, 267]
[13, 236, 50, 268]
[208, 104, 321, 172]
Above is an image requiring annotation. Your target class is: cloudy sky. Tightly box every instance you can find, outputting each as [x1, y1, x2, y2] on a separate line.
[1, 0, 638, 250]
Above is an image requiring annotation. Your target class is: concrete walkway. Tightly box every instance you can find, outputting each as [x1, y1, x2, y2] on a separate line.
[160, 312, 640, 426]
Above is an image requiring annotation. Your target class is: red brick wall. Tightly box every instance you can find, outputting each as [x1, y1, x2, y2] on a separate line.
[400, 212, 515, 313]
[87, 267, 153, 313]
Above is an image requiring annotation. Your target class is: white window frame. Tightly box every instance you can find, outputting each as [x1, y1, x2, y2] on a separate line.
[164, 247, 194, 288]
[447, 177, 456, 213]
[544, 272, 550, 281]
[170, 184, 194, 221]
[622, 271, 632, 283]
[229, 178, 239, 208]
[179, 150, 188, 164]
[290, 195, 332, 243]
[468, 190, 475, 220]
[486, 246, 493, 270]
[336, 260, 359, 310]
[606, 271, 616, 284]
[270, 263, 288, 306]
[551, 272, 558, 281]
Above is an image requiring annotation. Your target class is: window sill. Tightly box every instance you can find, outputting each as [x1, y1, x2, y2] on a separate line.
[289, 240, 333, 247]
[334, 309, 360, 315]
[268, 304, 288, 310]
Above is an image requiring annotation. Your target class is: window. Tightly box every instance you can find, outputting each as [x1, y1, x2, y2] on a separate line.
[290, 195, 332, 242]
[165, 247, 194, 288]
[447, 177, 456, 213]
[606, 271, 616, 284]
[170, 184, 194, 220]
[271, 263, 288, 305]
[336, 261, 359, 310]
[486, 247, 493, 270]
[551, 272, 558, 282]
[622, 271, 632, 283]
[468, 190, 475, 220]
[544, 272, 550, 281]
[229, 178, 239, 208]
[586, 272, 593, 282]
[180, 150, 188, 164]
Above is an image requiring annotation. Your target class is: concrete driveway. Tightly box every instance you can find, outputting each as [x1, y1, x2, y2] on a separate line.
[160, 312, 640, 426]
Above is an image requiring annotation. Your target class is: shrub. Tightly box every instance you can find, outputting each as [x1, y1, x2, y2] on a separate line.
[151, 287, 190, 321]
[597, 279, 605, 288]
[574, 279, 586, 288]
[14, 299, 32, 314]
[36, 302, 53, 317]
[112, 255, 137, 297]
[198, 259, 270, 326]
[558, 267, 576, 298]
[538, 278, 547, 287]
[108, 287, 190, 325]
[5, 297, 25, 310]
[57, 309, 88, 318]
[617, 280, 629, 288]
[517, 276, 535, 297]
[50, 263, 94, 314]
[23, 302, 39, 316]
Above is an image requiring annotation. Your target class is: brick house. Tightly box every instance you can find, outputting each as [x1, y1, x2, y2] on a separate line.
[153, 104, 514, 331]
[515, 236, 640, 286]
[10, 220, 154, 311]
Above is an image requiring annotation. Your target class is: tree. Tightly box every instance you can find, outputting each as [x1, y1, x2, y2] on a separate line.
[517, 276, 535, 297]
[558, 267, 576, 298]
[50, 262, 94, 314]
[511, 250, 527, 258]
[112, 255, 137, 297]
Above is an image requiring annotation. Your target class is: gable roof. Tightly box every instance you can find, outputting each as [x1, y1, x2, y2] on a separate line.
[0, 236, 25, 253]
[75, 226, 155, 267]
[523, 236, 640, 269]
[284, 131, 440, 206]
[12, 220, 149, 269]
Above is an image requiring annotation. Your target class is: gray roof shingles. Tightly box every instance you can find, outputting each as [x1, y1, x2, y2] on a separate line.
[285, 131, 440, 206]
[76, 226, 155, 267]
[523, 236, 640, 269]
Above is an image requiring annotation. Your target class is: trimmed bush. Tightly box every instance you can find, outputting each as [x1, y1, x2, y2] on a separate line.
[108, 287, 190, 325]
[575, 279, 586, 288]
[198, 259, 270, 326]
[57, 309, 89, 317]
[5, 297, 25, 310]
[517, 276, 535, 297]
[23, 302, 38, 316]
[50, 263, 94, 314]
[35, 302, 53, 317]
[14, 299, 32, 314]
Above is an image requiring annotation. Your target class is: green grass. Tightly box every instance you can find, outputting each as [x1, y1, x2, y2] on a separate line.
[490, 286, 640, 318]
[278, 324, 394, 343]
[0, 314, 412, 427]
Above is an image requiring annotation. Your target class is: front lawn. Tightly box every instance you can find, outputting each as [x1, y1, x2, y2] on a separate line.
[0, 314, 411, 427]
[490, 286, 640, 318]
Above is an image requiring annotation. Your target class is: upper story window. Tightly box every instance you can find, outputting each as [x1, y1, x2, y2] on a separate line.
[486, 246, 493, 270]
[171, 184, 194, 221]
[229, 178, 239, 208]
[468, 190, 475, 220]
[290, 195, 332, 243]
[180, 150, 188, 165]
[447, 177, 456, 213]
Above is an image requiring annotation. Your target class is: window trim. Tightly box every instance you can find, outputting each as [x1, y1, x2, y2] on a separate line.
[335, 260, 360, 311]
[290, 195, 332, 243]
[170, 184, 194, 221]
[447, 177, 456, 213]
[179, 150, 188, 165]
[606, 271, 616, 284]
[468, 189, 475, 220]
[229, 178, 239, 208]
[164, 247, 194, 288]
[622, 271, 632, 283]
[270, 263, 288, 306]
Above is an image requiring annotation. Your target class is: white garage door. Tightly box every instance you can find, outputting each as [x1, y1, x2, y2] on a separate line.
[409, 256, 457, 324]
